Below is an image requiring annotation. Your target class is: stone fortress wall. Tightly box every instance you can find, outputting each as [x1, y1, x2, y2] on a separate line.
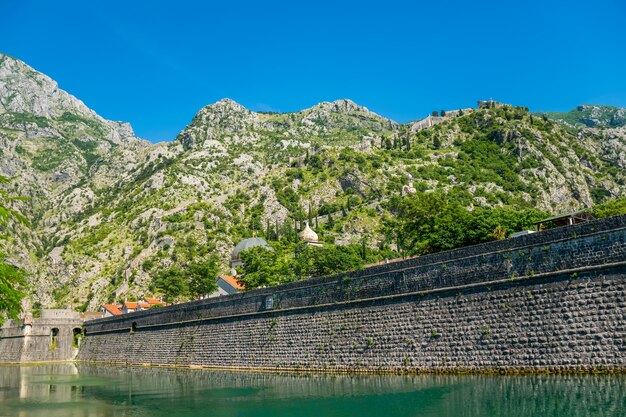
[72, 215, 626, 371]
[0, 310, 83, 363]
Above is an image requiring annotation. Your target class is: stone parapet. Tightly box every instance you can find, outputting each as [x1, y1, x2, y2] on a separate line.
[74, 214, 625, 372]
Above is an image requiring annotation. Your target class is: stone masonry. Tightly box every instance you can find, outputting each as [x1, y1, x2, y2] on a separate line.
[75, 214, 625, 372]
[0, 310, 83, 363]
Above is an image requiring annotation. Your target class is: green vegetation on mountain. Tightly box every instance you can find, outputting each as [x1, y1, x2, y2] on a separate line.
[538, 105, 626, 128]
[237, 242, 381, 289]
[592, 196, 626, 218]
[237, 192, 626, 289]
[0, 53, 625, 311]
[386, 190, 546, 256]
[151, 258, 219, 302]
[0, 176, 28, 324]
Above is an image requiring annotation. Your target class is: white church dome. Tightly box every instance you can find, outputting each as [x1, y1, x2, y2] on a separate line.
[299, 222, 319, 242]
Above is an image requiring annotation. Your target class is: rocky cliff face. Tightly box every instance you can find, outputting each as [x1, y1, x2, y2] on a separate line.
[540, 105, 626, 128]
[0, 53, 624, 310]
[0, 53, 149, 307]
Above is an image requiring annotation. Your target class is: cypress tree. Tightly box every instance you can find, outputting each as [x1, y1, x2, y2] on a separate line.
[433, 135, 441, 149]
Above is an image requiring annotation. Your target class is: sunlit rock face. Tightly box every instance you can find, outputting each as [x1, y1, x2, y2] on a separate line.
[0, 52, 624, 309]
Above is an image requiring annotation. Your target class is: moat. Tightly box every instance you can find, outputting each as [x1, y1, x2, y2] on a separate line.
[0, 365, 624, 417]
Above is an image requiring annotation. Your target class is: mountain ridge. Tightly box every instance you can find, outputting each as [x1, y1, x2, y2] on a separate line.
[0, 53, 624, 311]
[538, 105, 626, 128]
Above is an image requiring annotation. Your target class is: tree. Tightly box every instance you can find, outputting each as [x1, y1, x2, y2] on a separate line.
[294, 245, 364, 278]
[0, 262, 26, 325]
[593, 197, 626, 218]
[384, 137, 393, 150]
[360, 236, 368, 260]
[188, 258, 219, 298]
[265, 219, 272, 240]
[237, 242, 367, 289]
[307, 201, 313, 224]
[153, 258, 220, 301]
[237, 245, 295, 289]
[441, 109, 446, 117]
[388, 190, 545, 256]
[433, 135, 441, 149]
[0, 175, 28, 325]
[153, 267, 188, 302]
[403, 135, 411, 151]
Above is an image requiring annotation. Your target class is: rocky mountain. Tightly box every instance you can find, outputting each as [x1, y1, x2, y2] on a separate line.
[0, 53, 625, 311]
[539, 105, 626, 128]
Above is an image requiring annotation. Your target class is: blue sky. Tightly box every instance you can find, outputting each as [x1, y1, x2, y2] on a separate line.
[1, 0, 625, 142]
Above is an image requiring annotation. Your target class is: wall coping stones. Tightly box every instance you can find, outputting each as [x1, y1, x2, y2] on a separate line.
[85, 261, 626, 335]
[84, 214, 626, 333]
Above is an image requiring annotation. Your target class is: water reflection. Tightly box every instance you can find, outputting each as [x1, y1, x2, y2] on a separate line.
[0, 365, 623, 417]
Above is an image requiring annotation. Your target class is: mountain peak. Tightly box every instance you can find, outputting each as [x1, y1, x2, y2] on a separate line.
[0, 53, 145, 147]
[332, 98, 361, 110]
[193, 98, 254, 120]
[207, 98, 249, 112]
[309, 98, 369, 114]
[297, 98, 396, 131]
[0, 53, 95, 118]
[178, 98, 259, 148]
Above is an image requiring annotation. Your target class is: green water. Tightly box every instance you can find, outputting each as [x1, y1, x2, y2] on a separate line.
[0, 365, 624, 417]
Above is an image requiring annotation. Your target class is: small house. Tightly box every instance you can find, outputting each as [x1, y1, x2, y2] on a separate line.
[100, 304, 123, 317]
[216, 275, 245, 295]
[122, 301, 139, 314]
[534, 211, 594, 231]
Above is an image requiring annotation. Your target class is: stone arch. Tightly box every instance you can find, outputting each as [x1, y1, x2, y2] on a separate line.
[131, 322, 137, 333]
[72, 327, 82, 348]
[50, 328, 59, 349]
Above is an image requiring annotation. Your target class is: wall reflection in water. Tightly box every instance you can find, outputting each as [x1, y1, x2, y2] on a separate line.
[0, 365, 624, 417]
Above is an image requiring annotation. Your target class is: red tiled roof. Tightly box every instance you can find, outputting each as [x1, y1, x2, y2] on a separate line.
[221, 275, 244, 290]
[143, 297, 166, 305]
[101, 304, 123, 315]
[124, 301, 138, 309]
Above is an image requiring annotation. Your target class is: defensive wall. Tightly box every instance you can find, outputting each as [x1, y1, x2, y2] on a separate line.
[0, 310, 83, 363]
[73, 214, 625, 372]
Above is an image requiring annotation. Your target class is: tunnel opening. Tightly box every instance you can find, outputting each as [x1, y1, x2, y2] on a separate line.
[72, 327, 83, 348]
[50, 328, 59, 349]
